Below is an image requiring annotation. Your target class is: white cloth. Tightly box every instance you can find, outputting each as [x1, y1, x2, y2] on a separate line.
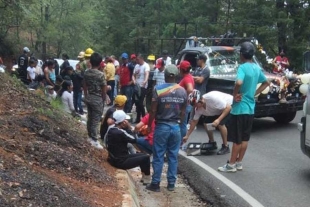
[35, 66, 44, 76]
[114, 60, 120, 67]
[133, 62, 150, 88]
[152, 68, 165, 86]
[61, 91, 75, 113]
[27, 67, 36, 80]
[193, 91, 233, 120]
[46, 91, 57, 102]
[156, 57, 172, 66]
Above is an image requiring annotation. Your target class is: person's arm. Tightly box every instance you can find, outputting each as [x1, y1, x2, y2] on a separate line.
[68, 93, 75, 112]
[132, 68, 136, 85]
[134, 121, 144, 132]
[83, 79, 88, 97]
[213, 104, 231, 127]
[121, 120, 137, 143]
[233, 81, 242, 102]
[44, 68, 54, 86]
[107, 118, 115, 126]
[185, 82, 194, 94]
[27, 68, 32, 82]
[148, 91, 157, 132]
[143, 70, 149, 87]
[255, 81, 269, 96]
[183, 119, 199, 143]
[194, 69, 210, 84]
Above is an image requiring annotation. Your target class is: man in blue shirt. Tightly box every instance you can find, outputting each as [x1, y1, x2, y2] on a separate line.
[218, 42, 269, 172]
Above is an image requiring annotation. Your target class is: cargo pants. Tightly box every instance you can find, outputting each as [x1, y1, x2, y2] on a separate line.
[86, 95, 104, 141]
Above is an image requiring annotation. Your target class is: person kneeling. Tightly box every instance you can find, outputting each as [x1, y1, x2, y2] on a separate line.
[106, 110, 151, 185]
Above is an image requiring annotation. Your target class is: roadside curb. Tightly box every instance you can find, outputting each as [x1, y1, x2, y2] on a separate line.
[116, 170, 140, 207]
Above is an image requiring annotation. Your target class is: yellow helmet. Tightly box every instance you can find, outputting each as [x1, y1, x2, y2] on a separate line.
[84, 48, 94, 57]
[147, 54, 155, 61]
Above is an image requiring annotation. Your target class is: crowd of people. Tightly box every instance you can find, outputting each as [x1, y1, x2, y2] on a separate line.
[15, 42, 269, 192]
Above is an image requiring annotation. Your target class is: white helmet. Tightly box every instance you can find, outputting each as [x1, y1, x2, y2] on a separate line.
[188, 89, 201, 106]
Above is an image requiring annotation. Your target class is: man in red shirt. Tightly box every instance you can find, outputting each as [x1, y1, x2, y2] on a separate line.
[178, 60, 195, 139]
[273, 51, 289, 74]
[134, 114, 155, 155]
[119, 53, 135, 113]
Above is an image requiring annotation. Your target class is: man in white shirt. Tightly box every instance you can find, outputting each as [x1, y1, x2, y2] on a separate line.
[156, 50, 172, 66]
[152, 58, 165, 87]
[183, 91, 232, 155]
[132, 54, 150, 123]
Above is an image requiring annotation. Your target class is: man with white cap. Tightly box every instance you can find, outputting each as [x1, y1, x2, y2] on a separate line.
[106, 110, 151, 185]
[18, 47, 31, 83]
[76, 51, 87, 74]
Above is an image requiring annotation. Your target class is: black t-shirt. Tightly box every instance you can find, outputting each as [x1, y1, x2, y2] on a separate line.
[18, 54, 28, 71]
[70, 72, 83, 92]
[100, 106, 116, 139]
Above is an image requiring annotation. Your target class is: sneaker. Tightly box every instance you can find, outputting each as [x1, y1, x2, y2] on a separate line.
[217, 144, 230, 155]
[236, 162, 243, 171]
[146, 183, 160, 192]
[90, 140, 103, 150]
[218, 162, 237, 173]
[142, 175, 151, 185]
[167, 183, 175, 191]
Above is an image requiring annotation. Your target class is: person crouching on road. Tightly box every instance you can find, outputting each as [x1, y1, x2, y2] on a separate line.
[146, 65, 187, 192]
[106, 110, 151, 185]
[183, 90, 232, 155]
[134, 113, 155, 155]
[101, 95, 136, 154]
[218, 42, 269, 173]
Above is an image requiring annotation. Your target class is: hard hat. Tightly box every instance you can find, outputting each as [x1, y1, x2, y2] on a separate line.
[77, 51, 85, 59]
[23, 47, 30, 53]
[147, 54, 155, 61]
[188, 89, 201, 106]
[84, 48, 94, 57]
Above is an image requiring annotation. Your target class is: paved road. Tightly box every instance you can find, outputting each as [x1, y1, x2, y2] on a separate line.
[179, 111, 310, 207]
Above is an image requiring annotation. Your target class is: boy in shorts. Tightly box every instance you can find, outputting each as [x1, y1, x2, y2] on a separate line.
[183, 91, 233, 155]
[218, 42, 269, 172]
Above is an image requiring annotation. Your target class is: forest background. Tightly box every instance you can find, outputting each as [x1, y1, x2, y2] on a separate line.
[0, 0, 310, 72]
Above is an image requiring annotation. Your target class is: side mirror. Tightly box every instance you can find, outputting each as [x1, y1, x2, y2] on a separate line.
[303, 51, 310, 72]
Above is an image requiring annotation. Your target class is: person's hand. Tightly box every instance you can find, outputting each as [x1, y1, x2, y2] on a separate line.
[105, 95, 111, 105]
[212, 119, 220, 127]
[234, 93, 242, 102]
[142, 81, 147, 87]
[147, 126, 151, 134]
[183, 136, 189, 143]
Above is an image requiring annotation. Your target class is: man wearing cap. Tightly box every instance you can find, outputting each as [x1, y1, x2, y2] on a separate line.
[120, 53, 135, 113]
[178, 60, 195, 139]
[152, 58, 166, 87]
[83, 52, 108, 150]
[18, 47, 31, 83]
[76, 51, 87, 74]
[193, 54, 210, 95]
[146, 64, 187, 192]
[106, 110, 151, 185]
[157, 50, 172, 66]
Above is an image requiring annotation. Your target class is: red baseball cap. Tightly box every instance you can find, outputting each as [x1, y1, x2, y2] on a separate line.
[178, 60, 191, 71]
[155, 58, 164, 69]
[130, 54, 136, 59]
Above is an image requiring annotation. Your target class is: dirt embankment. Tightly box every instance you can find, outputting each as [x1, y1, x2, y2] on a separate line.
[0, 73, 122, 207]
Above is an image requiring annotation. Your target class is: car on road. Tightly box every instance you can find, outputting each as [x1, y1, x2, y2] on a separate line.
[177, 37, 304, 123]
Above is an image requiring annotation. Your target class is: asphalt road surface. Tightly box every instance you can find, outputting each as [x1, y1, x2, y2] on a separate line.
[179, 111, 310, 207]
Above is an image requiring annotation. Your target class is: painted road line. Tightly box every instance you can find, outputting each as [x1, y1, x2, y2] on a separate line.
[179, 150, 264, 207]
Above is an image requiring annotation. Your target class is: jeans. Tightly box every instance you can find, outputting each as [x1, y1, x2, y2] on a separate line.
[134, 87, 146, 122]
[120, 85, 134, 113]
[107, 80, 115, 105]
[136, 137, 153, 154]
[180, 104, 192, 139]
[152, 123, 181, 185]
[114, 75, 119, 97]
[73, 90, 83, 113]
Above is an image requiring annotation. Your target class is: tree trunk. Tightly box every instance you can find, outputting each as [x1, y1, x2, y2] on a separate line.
[276, 0, 286, 53]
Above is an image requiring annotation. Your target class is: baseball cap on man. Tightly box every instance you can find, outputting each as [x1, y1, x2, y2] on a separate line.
[165, 65, 179, 77]
[114, 95, 127, 107]
[178, 60, 191, 71]
[23, 47, 30, 53]
[196, 54, 207, 61]
[155, 58, 164, 69]
[130, 54, 136, 59]
[113, 110, 127, 124]
[121, 53, 129, 59]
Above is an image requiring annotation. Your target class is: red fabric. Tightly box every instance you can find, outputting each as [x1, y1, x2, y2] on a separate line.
[119, 64, 131, 86]
[141, 114, 155, 145]
[179, 74, 194, 90]
[273, 56, 289, 73]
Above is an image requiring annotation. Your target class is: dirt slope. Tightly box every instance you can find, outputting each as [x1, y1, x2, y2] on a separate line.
[0, 73, 122, 207]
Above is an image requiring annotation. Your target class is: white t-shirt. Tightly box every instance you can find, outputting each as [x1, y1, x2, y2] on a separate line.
[27, 67, 36, 80]
[133, 62, 150, 88]
[61, 91, 75, 114]
[193, 91, 233, 120]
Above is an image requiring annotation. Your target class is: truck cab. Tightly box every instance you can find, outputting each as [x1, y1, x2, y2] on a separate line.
[177, 37, 304, 123]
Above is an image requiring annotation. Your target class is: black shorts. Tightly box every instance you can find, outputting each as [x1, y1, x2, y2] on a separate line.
[227, 114, 254, 144]
[203, 114, 231, 126]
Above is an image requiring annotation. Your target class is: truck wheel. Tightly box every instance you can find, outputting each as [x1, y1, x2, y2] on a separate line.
[273, 112, 297, 123]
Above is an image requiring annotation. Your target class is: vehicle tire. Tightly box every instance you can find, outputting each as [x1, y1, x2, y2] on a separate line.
[273, 111, 297, 123]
